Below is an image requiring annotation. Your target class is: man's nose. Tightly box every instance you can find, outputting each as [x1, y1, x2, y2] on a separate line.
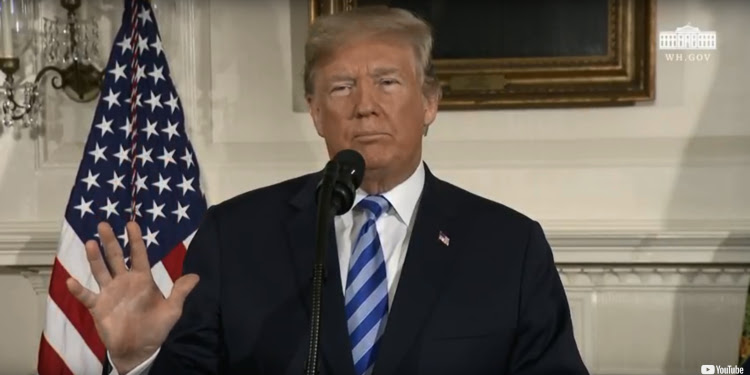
[354, 83, 378, 118]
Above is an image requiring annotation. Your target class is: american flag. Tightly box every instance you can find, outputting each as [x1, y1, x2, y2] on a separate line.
[37, 0, 207, 373]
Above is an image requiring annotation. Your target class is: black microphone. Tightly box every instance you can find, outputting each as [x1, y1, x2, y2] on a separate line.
[305, 149, 365, 375]
[316, 149, 366, 215]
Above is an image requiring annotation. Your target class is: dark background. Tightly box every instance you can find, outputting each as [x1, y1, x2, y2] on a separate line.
[356, 0, 611, 59]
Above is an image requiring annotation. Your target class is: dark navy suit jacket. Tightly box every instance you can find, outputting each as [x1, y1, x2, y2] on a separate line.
[149, 164, 589, 375]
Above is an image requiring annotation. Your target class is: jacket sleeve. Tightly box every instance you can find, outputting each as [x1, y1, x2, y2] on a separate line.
[149, 205, 225, 374]
[508, 221, 589, 375]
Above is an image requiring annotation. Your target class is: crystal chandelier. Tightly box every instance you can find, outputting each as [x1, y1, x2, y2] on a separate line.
[0, 0, 102, 130]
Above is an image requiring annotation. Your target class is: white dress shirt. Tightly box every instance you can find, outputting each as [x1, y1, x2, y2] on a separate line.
[112, 161, 425, 375]
[335, 160, 424, 306]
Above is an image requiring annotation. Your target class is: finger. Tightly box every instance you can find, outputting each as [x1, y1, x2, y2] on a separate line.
[167, 274, 200, 311]
[98, 222, 128, 276]
[66, 277, 97, 310]
[126, 221, 151, 272]
[85, 239, 112, 287]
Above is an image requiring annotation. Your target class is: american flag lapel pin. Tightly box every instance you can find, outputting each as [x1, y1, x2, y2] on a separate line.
[438, 231, 450, 246]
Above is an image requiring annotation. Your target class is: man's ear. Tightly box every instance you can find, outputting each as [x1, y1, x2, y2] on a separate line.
[422, 91, 439, 130]
[307, 94, 325, 137]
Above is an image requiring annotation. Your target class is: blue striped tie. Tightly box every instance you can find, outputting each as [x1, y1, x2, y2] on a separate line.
[345, 195, 391, 375]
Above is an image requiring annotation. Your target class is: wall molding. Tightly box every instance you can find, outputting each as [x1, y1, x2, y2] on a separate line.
[558, 265, 750, 287]
[545, 219, 750, 264]
[2, 220, 749, 267]
[0, 222, 60, 267]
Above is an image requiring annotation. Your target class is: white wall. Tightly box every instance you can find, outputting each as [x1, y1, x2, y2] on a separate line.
[0, 0, 749, 374]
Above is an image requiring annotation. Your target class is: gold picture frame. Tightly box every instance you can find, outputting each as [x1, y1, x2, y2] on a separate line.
[309, 0, 655, 110]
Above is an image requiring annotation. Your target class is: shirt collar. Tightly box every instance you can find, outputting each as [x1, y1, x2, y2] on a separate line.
[352, 160, 425, 225]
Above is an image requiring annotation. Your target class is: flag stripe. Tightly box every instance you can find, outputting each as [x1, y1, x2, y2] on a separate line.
[57, 221, 101, 294]
[37, 335, 74, 375]
[48, 258, 107, 362]
[42, 295, 103, 374]
[183, 231, 197, 250]
[152, 260, 175, 298]
[161, 241, 187, 281]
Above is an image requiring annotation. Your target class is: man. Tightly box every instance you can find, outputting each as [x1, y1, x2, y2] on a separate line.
[67, 6, 589, 375]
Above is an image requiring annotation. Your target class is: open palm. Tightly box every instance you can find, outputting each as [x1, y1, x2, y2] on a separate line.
[66, 221, 199, 374]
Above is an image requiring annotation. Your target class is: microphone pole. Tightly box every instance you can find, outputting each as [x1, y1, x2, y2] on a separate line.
[304, 160, 338, 375]
[304, 149, 364, 375]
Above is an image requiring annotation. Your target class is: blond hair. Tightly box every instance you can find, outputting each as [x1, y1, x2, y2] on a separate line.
[303, 6, 441, 100]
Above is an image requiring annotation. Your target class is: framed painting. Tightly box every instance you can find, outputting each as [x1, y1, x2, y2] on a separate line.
[309, 0, 655, 110]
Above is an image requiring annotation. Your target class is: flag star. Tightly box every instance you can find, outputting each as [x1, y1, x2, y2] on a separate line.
[143, 227, 160, 248]
[120, 118, 133, 137]
[113, 145, 131, 166]
[135, 173, 148, 193]
[116, 34, 132, 55]
[172, 202, 190, 223]
[136, 147, 153, 166]
[108, 61, 127, 83]
[162, 120, 180, 141]
[152, 173, 172, 194]
[125, 93, 143, 107]
[150, 35, 164, 57]
[148, 65, 165, 85]
[117, 227, 129, 247]
[157, 147, 177, 168]
[138, 7, 153, 25]
[181, 149, 194, 169]
[137, 34, 150, 54]
[89, 143, 108, 163]
[102, 89, 120, 109]
[165, 93, 180, 114]
[142, 119, 159, 140]
[107, 171, 126, 192]
[146, 200, 166, 221]
[136, 64, 147, 82]
[177, 175, 195, 196]
[99, 198, 119, 219]
[94, 116, 114, 136]
[80, 170, 100, 191]
[74, 197, 94, 218]
[125, 202, 143, 218]
[145, 91, 163, 111]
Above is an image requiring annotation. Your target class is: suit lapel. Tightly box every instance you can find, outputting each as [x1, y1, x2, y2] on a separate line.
[285, 173, 355, 375]
[374, 165, 462, 375]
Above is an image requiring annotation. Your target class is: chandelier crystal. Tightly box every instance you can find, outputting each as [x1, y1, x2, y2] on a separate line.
[0, 0, 102, 131]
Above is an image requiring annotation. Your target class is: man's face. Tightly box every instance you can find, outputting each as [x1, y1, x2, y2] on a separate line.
[307, 36, 438, 175]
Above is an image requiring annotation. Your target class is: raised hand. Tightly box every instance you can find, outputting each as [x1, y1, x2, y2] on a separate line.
[66, 221, 200, 374]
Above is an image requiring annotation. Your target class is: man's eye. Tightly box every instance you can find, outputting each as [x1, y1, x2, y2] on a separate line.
[381, 79, 397, 85]
[331, 85, 351, 94]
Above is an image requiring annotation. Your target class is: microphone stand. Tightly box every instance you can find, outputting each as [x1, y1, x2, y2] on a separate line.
[304, 162, 339, 375]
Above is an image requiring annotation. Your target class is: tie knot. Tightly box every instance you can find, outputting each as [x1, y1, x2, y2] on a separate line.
[357, 195, 391, 219]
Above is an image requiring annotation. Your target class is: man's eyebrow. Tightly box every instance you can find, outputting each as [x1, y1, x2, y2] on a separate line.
[327, 74, 355, 82]
[370, 67, 401, 77]
[325, 68, 401, 82]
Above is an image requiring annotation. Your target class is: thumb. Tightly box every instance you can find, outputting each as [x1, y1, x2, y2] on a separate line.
[167, 274, 200, 310]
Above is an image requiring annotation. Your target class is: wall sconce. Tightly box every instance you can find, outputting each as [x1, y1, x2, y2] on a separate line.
[0, 0, 102, 129]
